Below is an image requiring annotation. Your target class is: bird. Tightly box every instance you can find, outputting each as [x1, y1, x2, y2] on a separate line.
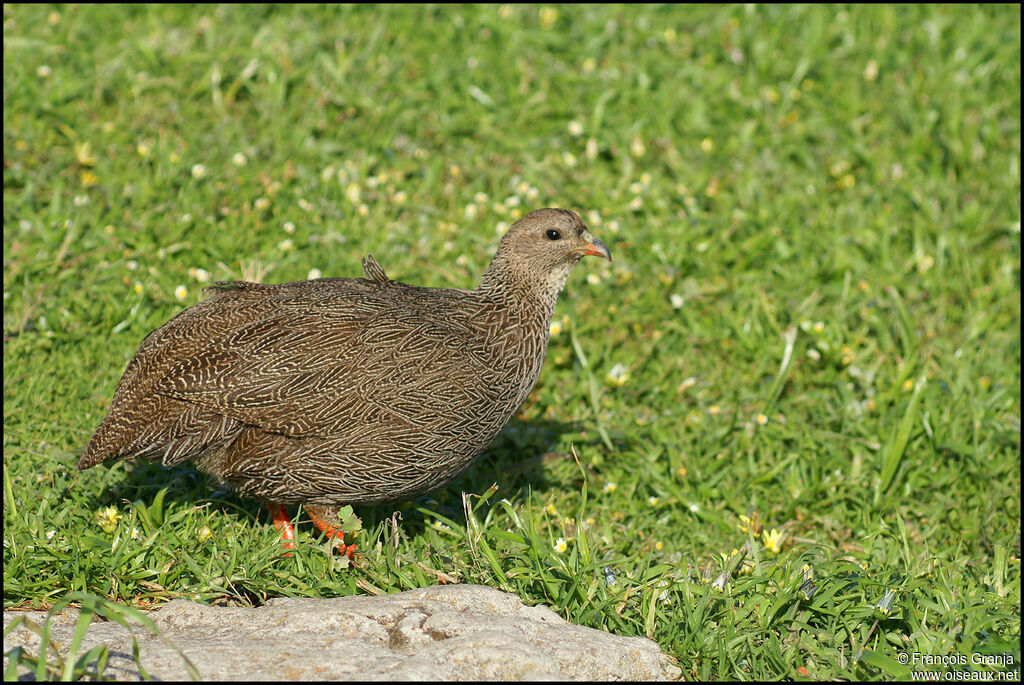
[78, 208, 611, 557]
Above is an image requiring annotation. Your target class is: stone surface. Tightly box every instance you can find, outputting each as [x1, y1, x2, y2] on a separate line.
[4, 584, 681, 681]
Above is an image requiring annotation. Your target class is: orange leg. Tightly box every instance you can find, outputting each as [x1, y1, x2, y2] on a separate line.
[267, 502, 296, 556]
[305, 505, 358, 560]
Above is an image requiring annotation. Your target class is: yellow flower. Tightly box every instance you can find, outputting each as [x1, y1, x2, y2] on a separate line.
[602, 482, 617, 494]
[197, 525, 212, 543]
[95, 506, 122, 534]
[553, 537, 568, 553]
[539, 7, 559, 28]
[630, 135, 646, 157]
[863, 59, 879, 82]
[80, 170, 100, 187]
[738, 512, 762, 535]
[755, 413, 768, 425]
[762, 528, 785, 554]
[700, 138, 713, 153]
[75, 142, 96, 166]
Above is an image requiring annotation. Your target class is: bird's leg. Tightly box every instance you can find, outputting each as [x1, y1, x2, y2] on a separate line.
[267, 502, 296, 555]
[304, 504, 357, 560]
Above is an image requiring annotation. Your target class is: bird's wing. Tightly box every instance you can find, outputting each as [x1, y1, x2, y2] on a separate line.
[151, 283, 494, 438]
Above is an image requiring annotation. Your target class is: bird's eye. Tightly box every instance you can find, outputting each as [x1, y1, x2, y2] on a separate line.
[546, 229, 561, 241]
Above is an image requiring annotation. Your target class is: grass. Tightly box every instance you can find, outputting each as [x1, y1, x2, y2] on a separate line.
[3, 4, 1020, 680]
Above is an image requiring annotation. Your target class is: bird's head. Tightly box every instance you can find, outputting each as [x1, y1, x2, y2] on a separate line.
[480, 208, 611, 301]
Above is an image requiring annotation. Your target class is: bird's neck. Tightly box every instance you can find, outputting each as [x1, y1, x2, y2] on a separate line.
[477, 253, 574, 322]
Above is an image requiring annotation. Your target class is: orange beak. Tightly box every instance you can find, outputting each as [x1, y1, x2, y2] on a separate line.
[580, 234, 612, 261]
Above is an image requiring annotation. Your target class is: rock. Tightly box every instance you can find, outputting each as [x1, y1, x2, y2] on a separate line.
[4, 585, 680, 681]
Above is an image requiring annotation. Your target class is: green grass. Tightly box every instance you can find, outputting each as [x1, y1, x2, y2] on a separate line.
[3, 4, 1020, 680]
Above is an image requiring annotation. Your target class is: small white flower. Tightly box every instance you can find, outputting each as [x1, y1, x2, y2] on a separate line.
[307, 268, 322, 280]
[807, 348, 821, 361]
[282, 221, 296, 234]
[602, 482, 617, 494]
[504, 195, 521, 208]
[37, 65, 52, 78]
[554, 537, 568, 553]
[629, 196, 643, 211]
[174, 285, 187, 301]
[525, 186, 540, 202]
[495, 221, 509, 235]
[298, 198, 313, 212]
[277, 238, 294, 252]
[464, 203, 479, 220]
[232, 152, 248, 166]
[586, 137, 598, 160]
[474, 191, 489, 204]
[45, 530, 56, 540]
[568, 120, 584, 137]
[689, 503, 700, 513]
[549, 320, 563, 336]
[393, 190, 408, 204]
[254, 197, 270, 211]
[73, 195, 89, 207]
[648, 496, 659, 506]
[562, 152, 578, 167]
[670, 294, 685, 309]
[586, 273, 602, 286]
[190, 164, 207, 179]
[606, 363, 629, 386]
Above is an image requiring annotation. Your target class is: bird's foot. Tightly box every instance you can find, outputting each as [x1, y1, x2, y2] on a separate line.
[268, 502, 296, 557]
[306, 505, 358, 560]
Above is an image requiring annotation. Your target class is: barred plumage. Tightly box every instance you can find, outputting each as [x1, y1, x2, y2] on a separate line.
[78, 208, 611, 549]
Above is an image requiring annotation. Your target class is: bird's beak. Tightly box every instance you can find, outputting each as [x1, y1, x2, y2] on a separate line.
[579, 233, 612, 261]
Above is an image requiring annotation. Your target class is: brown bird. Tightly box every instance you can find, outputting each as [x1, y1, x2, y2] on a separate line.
[78, 208, 611, 556]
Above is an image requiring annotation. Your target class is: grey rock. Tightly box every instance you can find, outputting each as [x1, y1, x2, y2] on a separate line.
[4, 584, 681, 681]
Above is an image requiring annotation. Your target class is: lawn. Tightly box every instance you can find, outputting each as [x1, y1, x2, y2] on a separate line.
[3, 4, 1020, 680]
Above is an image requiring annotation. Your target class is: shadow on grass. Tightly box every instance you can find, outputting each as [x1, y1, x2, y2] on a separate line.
[80, 415, 612, 540]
